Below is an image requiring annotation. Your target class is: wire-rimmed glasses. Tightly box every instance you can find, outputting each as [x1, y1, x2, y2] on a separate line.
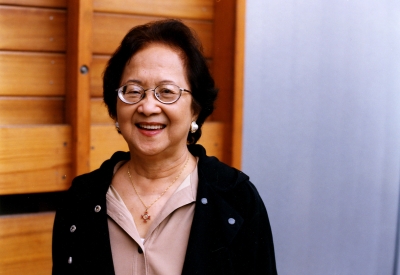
[116, 82, 192, 104]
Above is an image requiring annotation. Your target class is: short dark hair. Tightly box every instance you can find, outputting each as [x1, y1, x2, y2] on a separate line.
[103, 19, 218, 144]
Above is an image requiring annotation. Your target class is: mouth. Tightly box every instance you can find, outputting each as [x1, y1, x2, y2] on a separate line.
[136, 123, 166, 130]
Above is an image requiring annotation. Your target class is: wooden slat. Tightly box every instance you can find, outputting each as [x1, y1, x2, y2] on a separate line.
[0, 212, 54, 275]
[0, 6, 66, 52]
[90, 122, 225, 171]
[0, 97, 64, 125]
[90, 125, 128, 171]
[0, 126, 71, 195]
[92, 13, 213, 58]
[211, 0, 236, 164]
[91, 98, 112, 124]
[232, 0, 245, 169]
[198, 121, 225, 160]
[93, 0, 213, 20]
[0, 0, 66, 8]
[0, 52, 65, 96]
[91, 55, 109, 97]
[66, 0, 93, 176]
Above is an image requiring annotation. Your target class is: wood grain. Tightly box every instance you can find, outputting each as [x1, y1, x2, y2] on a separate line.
[92, 13, 213, 58]
[0, 126, 71, 195]
[90, 55, 109, 97]
[91, 97, 112, 124]
[93, 0, 213, 20]
[0, 212, 54, 275]
[232, 0, 246, 169]
[211, 0, 236, 164]
[0, 0, 66, 8]
[198, 121, 225, 161]
[0, 6, 66, 52]
[90, 125, 128, 171]
[0, 51, 65, 96]
[0, 97, 64, 125]
[65, 0, 93, 176]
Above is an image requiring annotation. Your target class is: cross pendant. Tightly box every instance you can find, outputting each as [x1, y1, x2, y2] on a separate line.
[141, 211, 151, 223]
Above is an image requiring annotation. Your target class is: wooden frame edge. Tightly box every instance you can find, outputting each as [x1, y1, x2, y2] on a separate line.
[66, 0, 93, 176]
[232, 0, 246, 169]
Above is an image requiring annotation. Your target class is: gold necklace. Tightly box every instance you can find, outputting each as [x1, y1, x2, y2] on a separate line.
[127, 155, 189, 223]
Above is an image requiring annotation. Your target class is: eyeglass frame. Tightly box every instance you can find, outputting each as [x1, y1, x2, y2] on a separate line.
[116, 82, 192, 105]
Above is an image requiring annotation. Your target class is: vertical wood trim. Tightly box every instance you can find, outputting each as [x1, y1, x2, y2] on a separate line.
[232, 0, 246, 169]
[212, 0, 236, 165]
[66, 0, 93, 176]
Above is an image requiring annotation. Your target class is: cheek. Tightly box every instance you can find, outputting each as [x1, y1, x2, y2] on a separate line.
[116, 102, 132, 121]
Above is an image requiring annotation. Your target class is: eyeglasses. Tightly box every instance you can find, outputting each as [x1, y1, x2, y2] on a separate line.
[116, 82, 191, 104]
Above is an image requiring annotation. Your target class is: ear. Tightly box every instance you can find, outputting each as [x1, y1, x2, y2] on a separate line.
[191, 113, 199, 122]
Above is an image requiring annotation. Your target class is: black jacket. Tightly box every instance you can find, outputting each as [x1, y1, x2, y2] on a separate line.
[52, 144, 277, 274]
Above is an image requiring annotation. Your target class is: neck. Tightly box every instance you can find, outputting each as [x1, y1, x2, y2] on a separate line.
[127, 147, 191, 182]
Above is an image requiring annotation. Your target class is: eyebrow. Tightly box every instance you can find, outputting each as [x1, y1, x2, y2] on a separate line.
[124, 79, 142, 85]
[123, 79, 177, 86]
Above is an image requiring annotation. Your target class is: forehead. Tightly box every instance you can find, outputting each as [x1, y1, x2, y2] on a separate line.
[122, 43, 188, 84]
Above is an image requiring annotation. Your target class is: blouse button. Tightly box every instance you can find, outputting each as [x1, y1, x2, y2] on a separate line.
[201, 198, 208, 204]
[68, 257, 72, 264]
[70, 225, 76, 233]
[94, 205, 101, 212]
[228, 218, 236, 225]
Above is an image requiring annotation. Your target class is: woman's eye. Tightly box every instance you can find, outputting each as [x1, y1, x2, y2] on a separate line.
[159, 86, 178, 94]
[125, 88, 142, 95]
[160, 89, 173, 94]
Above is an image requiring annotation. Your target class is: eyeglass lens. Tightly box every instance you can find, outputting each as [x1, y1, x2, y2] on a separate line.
[120, 84, 182, 104]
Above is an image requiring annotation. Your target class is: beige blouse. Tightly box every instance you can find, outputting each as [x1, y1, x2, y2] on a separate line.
[106, 165, 198, 275]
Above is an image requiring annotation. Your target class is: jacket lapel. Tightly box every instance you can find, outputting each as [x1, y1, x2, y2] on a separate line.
[182, 148, 244, 274]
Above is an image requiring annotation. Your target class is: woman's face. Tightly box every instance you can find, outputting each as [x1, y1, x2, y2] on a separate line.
[116, 43, 196, 158]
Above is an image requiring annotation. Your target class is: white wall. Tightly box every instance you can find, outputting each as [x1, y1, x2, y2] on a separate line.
[242, 1, 400, 274]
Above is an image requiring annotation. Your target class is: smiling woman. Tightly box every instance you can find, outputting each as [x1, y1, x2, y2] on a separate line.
[52, 19, 277, 275]
[116, 44, 196, 159]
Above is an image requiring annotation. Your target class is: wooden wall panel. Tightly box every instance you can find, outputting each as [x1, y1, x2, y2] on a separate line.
[90, 125, 128, 171]
[0, 52, 65, 96]
[91, 98, 112, 124]
[198, 122, 225, 160]
[0, 6, 66, 52]
[92, 13, 213, 58]
[93, 0, 213, 20]
[0, 2, 240, 275]
[0, 126, 71, 195]
[0, 0, 66, 8]
[211, 0, 236, 164]
[0, 212, 54, 275]
[0, 97, 64, 125]
[65, 0, 93, 176]
[232, 0, 246, 169]
[91, 55, 108, 97]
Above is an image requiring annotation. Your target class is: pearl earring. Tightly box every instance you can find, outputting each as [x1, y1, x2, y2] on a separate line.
[190, 121, 198, 133]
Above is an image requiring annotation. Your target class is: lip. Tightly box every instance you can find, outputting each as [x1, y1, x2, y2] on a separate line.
[135, 122, 166, 137]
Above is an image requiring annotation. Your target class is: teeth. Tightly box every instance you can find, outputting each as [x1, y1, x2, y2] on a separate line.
[139, 124, 164, 130]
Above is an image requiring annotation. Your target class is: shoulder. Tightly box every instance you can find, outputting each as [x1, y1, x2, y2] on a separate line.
[69, 151, 130, 194]
[59, 151, 130, 210]
[189, 144, 249, 187]
[189, 144, 265, 215]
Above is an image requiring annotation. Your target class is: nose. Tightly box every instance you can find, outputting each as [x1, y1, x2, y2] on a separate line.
[137, 90, 162, 116]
